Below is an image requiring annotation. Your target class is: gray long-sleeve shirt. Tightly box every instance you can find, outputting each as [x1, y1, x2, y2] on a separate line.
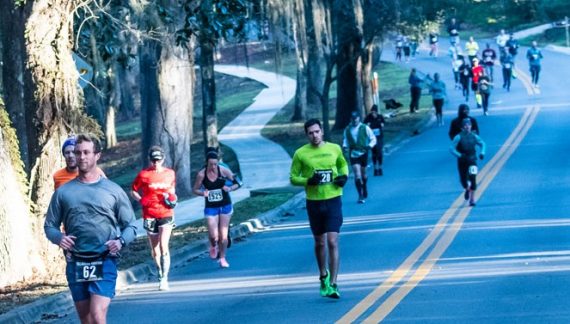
[45, 177, 137, 254]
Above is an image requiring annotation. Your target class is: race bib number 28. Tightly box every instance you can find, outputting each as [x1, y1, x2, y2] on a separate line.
[315, 169, 333, 184]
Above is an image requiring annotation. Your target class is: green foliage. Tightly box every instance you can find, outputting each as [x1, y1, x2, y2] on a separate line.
[0, 100, 30, 202]
[176, 0, 248, 47]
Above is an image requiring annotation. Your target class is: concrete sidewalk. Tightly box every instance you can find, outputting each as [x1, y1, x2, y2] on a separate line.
[131, 65, 295, 236]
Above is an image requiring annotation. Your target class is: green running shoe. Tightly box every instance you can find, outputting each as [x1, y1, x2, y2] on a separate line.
[319, 270, 331, 297]
[327, 283, 340, 299]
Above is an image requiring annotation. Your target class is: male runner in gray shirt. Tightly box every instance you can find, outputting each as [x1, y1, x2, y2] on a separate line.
[45, 133, 137, 323]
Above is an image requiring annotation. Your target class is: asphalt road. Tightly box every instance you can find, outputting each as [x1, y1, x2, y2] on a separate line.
[95, 42, 570, 323]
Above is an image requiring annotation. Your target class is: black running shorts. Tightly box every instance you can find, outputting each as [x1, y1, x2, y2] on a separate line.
[306, 196, 343, 235]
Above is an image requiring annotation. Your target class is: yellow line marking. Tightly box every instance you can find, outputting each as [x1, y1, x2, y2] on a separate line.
[363, 106, 540, 322]
[337, 106, 540, 323]
[515, 67, 538, 95]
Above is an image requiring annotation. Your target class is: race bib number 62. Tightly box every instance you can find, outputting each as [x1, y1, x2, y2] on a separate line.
[75, 261, 103, 282]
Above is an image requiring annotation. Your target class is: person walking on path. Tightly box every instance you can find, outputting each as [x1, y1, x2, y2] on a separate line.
[478, 74, 492, 115]
[343, 112, 377, 204]
[458, 56, 472, 101]
[53, 135, 105, 190]
[290, 118, 349, 299]
[364, 105, 386, 176]
[408, 68, 423, 113]
[496, 29, 509, 58]
[450, 119, 486, 207]
[44, 134, 137, 324]
[449, 104, 480, 140]
[131, 146, 178, 291]
[427, 73, 447, 126]
[192, 150, 241, 269]
[501, 52, 514, 91]
[471, 58, 484, 108]
[465, 36, 480, 64]
[449, 44, 463, 89]
[447, 18, 460, 45]
[481, 43, 497, 81]
[526, 41, 543, 88]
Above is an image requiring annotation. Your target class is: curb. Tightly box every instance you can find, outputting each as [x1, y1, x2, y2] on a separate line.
[0, 191, 306, 324]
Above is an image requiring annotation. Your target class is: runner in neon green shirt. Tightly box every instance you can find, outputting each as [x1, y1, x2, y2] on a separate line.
[290, 119, 349, 299]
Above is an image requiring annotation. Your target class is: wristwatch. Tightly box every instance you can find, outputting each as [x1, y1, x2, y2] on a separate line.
[118, 237, 126, 246]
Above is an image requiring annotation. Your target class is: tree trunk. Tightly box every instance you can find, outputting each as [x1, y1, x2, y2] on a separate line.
[139, 40, 162, 163]
[333, 0, 362, 130]
[361, 43, 375, 113]
[200, 34, 218, 150]
[305, 0, 323, 108]
[0, 108, 44, 286]
[0, 1, 31, 171]
[291, 0, 307, 121]
[156, 42, 194, 197]
[25, 0, 101, 278]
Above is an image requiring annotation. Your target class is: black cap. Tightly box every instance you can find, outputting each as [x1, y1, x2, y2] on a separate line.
[149, 147, 165, 161]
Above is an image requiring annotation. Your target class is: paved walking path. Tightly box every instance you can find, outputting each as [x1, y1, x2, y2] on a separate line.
[134, 65, 295, 236]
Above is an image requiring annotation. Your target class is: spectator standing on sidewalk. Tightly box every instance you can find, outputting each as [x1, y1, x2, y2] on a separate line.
[408, 68, 423, 113]
[526, 41, 543, 88]
[290, 119, 349, 299]
[343, 112, 377, 204]
[427, 73, 447, 126]
[364, 105, 386, 176]
[45, 134, 137, 324]
[131, 146, 178, 291]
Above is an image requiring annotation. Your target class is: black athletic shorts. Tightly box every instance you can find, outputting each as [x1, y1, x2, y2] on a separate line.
[349, 154, 368, 167]
[143, 217, 174, 234]
[306, 196, 343, 235]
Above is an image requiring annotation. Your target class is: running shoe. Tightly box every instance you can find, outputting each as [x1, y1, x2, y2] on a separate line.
[469, 201, 476, 207]
[319, 270, 331, 297]
[219, 258, 230, 268]
[209, 245, 218, 259]
[159, 277, 170, 291]
[327, 283, 340, 299]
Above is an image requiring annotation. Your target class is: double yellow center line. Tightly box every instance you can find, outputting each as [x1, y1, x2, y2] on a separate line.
[337, 71, 540, 323]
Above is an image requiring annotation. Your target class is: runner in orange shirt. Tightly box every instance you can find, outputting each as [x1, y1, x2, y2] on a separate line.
[53, 136, 105, 190]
